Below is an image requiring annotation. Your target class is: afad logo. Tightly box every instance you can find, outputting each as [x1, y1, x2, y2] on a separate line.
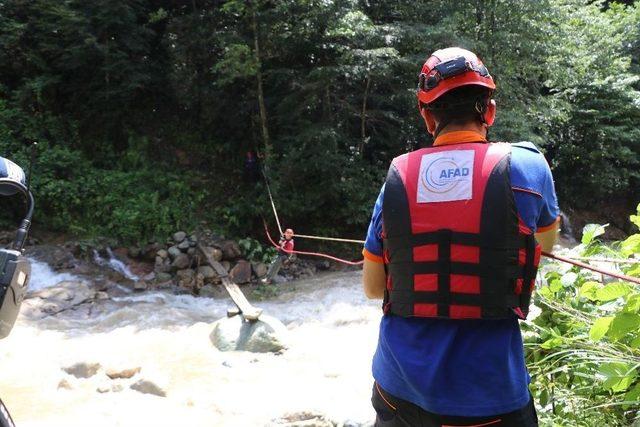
[422, 157, 470, 194]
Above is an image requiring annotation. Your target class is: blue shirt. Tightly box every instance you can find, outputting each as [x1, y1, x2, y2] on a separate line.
[364, 141, 559, 417]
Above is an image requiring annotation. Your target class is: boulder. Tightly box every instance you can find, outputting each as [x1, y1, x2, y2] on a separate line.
[209, 314, 288, 353]
[197, 266, 216, 281]
[173, 231, 187, 243]
[57, 379, 73, 390]
[23, 281, 95, 319]
[157, 249, 168, 259]
[167, 246, 181, 260]
[155, 256, 164, 266]
[176, 269, 195, 289]
[195, 273, 205, 290]
[154, 259, 172, 274]
[177, 240, 190, 251]
[106, 367, 141, 380]
[63, 362, 101, 379]
[200, 246, 223, 262]
[230, 260, 252, 284]
[171, 253, 191, 270]
[142, 243, 163, 261]
[252, 262, 268, 278]
[130, 379, 167, 397]
[155, 272, 173, 283]
[220, 240, 242, 260]
[134, 281, 148, 291]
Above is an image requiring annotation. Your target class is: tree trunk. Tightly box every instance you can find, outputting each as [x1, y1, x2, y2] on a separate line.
[475, 0, 484, 41]
[252, 8, 271, 154]
[359, 72, 371, 156]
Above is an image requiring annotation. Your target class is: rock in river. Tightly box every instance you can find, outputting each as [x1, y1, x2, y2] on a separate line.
[209, 314, 288, 353]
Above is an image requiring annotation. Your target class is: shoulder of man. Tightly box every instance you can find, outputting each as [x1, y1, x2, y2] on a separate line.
[511, 141, 542, 155]
[508, 141, 554, 196]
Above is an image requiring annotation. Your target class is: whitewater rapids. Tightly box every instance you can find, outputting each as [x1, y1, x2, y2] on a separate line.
[0, 264, 380, 426]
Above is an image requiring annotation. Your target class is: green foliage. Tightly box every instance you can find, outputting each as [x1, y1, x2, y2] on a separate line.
[238, 237, 275, 264]
[1, 0, 640, 248]
[526, 204, 640, 425]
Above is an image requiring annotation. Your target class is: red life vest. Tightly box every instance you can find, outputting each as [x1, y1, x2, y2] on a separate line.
[382, 142, 540, 320]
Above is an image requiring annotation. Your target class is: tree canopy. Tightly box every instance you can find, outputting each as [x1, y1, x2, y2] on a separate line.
[1, 0, 639, 243]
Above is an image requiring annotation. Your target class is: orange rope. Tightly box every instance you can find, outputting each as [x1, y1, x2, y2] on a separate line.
[263, 221, 364, 266]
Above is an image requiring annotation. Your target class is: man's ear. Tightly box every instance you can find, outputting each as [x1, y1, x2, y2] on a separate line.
[484, 99, 496, 127]
[420, 106, 437, 135]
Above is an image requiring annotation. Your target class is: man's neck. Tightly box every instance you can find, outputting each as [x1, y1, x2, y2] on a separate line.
[437, 122, 487, 137]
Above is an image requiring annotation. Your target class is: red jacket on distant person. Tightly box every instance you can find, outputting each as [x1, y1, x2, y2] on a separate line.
[279, 228, 295, 253]
[280, 238, 294, 253]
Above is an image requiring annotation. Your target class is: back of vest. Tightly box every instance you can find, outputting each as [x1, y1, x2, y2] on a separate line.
[382, 142, 539, 319]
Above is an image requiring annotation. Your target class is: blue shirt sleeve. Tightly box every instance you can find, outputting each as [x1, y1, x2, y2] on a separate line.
[364, 183, 385, 257]
[510, 143, 560, 231]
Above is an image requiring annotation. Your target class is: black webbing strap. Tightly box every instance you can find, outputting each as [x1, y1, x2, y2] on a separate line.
[396, 261, 524, 279]
[518, 234, 538, 315]
[437, 229, 451, 317]
[384, 231, 531, 250]
[392, 290, 519, 308]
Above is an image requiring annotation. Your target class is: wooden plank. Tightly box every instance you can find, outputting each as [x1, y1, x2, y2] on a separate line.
[197, 244, 262, 320]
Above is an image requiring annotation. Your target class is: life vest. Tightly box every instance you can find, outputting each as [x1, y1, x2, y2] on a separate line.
[381, 142, 540, 320]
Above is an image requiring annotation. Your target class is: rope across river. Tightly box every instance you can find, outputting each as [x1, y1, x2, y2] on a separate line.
[261, 165, 640, 284]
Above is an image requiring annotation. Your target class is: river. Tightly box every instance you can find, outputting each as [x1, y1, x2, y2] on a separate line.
[0, 262, 380, 426]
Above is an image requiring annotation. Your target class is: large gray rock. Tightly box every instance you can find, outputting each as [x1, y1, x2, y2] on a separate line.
[197, 266, 216, 281]
[252, 262, 268, 278]
[155, 272, 173, 283]
[200, 246, 223, 262]
[176, 269, 195, 289]
[130, 379, 167, 397]
[173, 231, 187, 243]
[63, 362, 101, 379]
[230, 260, 252, 284]
[167, 246, 181, 260]
[220, 240, 242, 260]
[23, 281, 95, 319]
[171, 253, 191, 270]
[209, 314, 288, 353]
[177, 240, 190, 251]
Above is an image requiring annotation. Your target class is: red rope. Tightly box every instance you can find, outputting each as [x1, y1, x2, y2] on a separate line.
[263, 221, 364, 266]
[542, 251, 640, 285]
[262, 220, 640, 282]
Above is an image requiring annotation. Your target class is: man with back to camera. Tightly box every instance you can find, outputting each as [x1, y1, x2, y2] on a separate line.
[362, 48, 560, 426]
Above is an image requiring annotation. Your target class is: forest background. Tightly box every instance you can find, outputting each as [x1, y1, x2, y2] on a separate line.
[1, 0, 639, 249]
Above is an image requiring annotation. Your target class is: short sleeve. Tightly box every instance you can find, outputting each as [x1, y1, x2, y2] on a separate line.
[363, 184, 385, 262]
[510, 144, 560, 232]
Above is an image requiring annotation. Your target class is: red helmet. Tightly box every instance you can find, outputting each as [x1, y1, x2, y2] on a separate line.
[417, 47, 495, 106]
